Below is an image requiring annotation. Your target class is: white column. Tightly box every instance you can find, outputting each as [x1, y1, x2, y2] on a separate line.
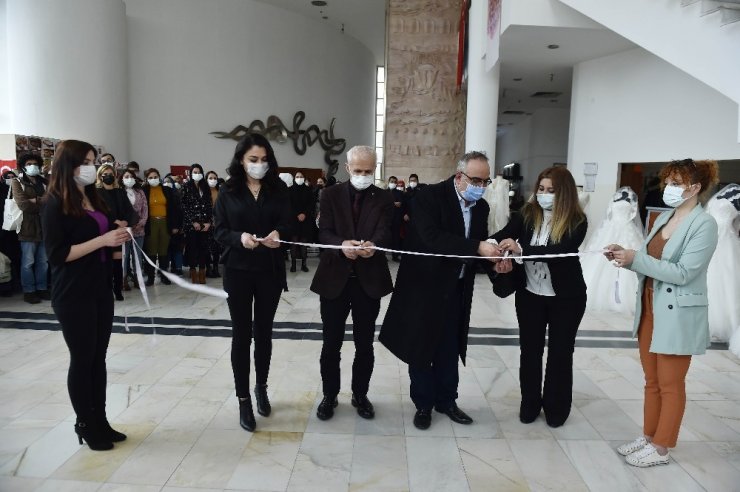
[0, 0, 11, 133]
[6, 0, 128, 158]
[464, 0, 500, 169]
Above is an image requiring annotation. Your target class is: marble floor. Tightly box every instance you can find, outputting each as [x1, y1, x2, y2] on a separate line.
[0, 258, 739, 492]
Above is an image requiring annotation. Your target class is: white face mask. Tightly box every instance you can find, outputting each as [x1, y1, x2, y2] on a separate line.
[663, 184, 695, 208]
[408, 181, 418, 189]
[388, 182, 397, 190]
[148, 178, 161, 187]
[246, 162, 268, 180]
[350, 174, 374, 191]
[123, 177, 136, 188]
[5, 178, 13, 186]
[175, 182, 181, 189]
[207, 178, 218, 188]
[25, 164, 40, 177]
[295, 177, 305, 186]
[536, 193, 555, 210]
[191, 173, 203, 182]
[74, 165, 97, 186]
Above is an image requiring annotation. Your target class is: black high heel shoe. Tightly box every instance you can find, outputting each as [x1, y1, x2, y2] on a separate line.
[74, 421, 114, 451]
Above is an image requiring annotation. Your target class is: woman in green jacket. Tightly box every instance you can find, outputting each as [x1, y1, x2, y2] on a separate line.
[606, 159, 719, 468]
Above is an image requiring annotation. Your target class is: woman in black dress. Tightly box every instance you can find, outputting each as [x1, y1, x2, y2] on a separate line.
[182, 163, 213, 284]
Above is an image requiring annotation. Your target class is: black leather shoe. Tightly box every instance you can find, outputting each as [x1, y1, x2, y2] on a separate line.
[544, 408, 569, 428]
[238, 397, 256, 432]
[255, 384, 271, 417]
[316, 396, 338, 421]
[413, 408, 432, 430]
[519, 401, 542, 424]
[160, 274, 171, 285]
[436, 404, 473, 425]
[301, 264, 309, 273]
[351, 394, 375, 419]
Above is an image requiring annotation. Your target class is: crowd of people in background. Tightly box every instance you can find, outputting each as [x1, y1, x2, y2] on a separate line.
[0, 150, 427, 303]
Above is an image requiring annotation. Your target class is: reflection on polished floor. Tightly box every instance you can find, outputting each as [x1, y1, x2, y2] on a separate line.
[0, 259, 738, 491]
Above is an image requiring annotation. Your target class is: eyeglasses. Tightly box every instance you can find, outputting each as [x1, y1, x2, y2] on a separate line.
[461, 172, 492, 187]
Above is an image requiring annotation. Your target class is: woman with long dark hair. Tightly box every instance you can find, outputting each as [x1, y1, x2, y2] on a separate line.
[182, 163, 213, 284]
[206, 170, 222, 278]
[95, 164, 138, 300]
[41, 140, 130, 450]
[491, 166, 588, 428]
[213, 133, 292, 432]
[120, 169, 148, 291]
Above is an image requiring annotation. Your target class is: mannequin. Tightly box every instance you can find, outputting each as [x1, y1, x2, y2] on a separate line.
[582, 187, 644, 313]
[706, 184, 740, 355]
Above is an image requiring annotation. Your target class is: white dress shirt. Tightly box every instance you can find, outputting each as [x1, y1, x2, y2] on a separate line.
[524, 210, 556, 296]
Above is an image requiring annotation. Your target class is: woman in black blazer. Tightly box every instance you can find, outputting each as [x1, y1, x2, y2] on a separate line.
[96, 164, 138, 300]
[491, 166, 587, 428]
[213, 133, 292, 432]
[41, 140, 130, 451]
[182, 163, 213, 284]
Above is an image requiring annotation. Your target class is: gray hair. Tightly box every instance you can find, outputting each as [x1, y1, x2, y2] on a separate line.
[456, 151, 490, 172]
[347, 145, 377, 164]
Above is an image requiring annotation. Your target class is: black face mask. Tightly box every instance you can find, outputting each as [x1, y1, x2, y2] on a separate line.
[102, 175, 115, 185]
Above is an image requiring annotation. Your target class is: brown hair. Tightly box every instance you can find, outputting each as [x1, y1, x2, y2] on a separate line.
[659, 159, 719, 202]
[46, 140, 109, 217]
[521, 166, 585, 243]
[144, 168, 160, 179]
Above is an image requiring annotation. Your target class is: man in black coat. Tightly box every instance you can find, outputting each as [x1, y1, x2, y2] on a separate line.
[310, 145, 394, 421]
[379, 151, 505, 430]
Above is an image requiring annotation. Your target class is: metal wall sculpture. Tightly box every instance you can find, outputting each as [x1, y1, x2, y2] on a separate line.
[210, 111, 346, 176]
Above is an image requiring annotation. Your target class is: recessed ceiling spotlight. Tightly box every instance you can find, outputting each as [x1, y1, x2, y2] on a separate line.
[550, 99, 557, 103]
[312, 1, 328, 6]
[513, 77, 522, 82]
[547, 44, 559, 49]
[322, 15, 328, 19]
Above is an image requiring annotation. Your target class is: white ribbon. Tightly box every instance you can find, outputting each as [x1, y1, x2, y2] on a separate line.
[258, 237, 606, 261]
[125, 228, 229, 312]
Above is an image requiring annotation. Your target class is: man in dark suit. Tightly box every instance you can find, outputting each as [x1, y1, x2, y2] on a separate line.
[310, 145, 394, 421]
[379, 151, 507, 430]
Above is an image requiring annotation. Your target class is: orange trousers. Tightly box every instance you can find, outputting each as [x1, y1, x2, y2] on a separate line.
[637, 286, 692, 448]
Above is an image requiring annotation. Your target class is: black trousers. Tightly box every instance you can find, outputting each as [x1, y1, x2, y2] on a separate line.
[54, 292, 114, 420]
[319, 278, 380, 398]
[515, 289, 586, 421]
[186, 230, 209, 269]
[224, 267, 282, 397]
[409, 279, 464, 411]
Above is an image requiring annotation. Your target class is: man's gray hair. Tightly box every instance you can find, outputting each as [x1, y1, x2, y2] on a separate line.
[347, 145, 377, 164]
[456, 151, 490, 172]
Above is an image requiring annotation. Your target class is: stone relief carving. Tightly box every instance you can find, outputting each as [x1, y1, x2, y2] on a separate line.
[385, 0, 466, 184]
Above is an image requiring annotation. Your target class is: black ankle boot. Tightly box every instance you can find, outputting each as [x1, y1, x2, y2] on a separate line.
[74, 420, 113, 451]
[238, 397, 256, 432]
[255, 384, 271, 417]
[290, 260, 297, 273]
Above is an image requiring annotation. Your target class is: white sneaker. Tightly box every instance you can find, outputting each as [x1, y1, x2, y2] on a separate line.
[617, 436, 648, 456]
[625, 443, 670, 467]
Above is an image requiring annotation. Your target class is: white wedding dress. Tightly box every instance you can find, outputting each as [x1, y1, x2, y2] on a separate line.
[582, 187, 645, 314]
[706, 184, 740, 355]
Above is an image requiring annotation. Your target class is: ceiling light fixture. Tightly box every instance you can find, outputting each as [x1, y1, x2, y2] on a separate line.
[513, 77, 522, 82]
[547, 44, 559, 49]
[312, 1, 328, 6]
[323, 15, 328, 19]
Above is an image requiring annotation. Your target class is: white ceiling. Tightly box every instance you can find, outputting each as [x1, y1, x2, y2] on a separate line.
[252, 0, 386, 64]
[497, 25, 636, 130]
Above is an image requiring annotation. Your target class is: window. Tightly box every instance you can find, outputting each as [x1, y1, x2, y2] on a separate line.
[375, 66, 385, 181]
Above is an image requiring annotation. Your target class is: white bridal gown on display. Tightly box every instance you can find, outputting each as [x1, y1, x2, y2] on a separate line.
[706, 184, 740, 356]
[582, 187, 645, 314]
